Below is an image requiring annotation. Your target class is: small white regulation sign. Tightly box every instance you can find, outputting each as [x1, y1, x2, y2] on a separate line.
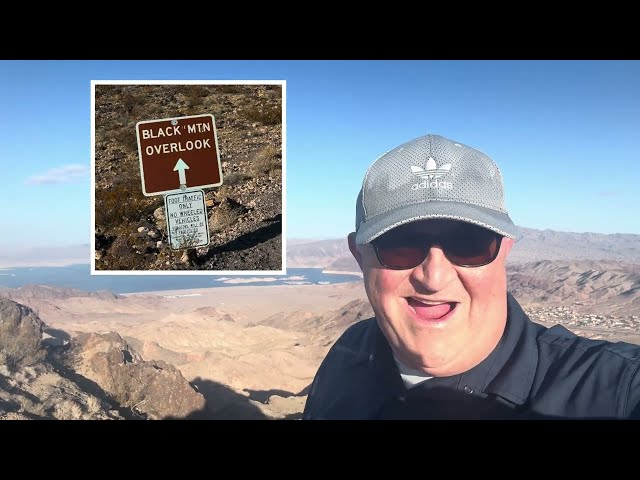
[164, 189, 210, 250]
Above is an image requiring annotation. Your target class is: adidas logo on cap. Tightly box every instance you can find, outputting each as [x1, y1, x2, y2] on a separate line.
[410, 157, 453, 190]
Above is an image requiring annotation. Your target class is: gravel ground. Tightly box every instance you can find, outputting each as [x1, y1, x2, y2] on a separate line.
[93, 83, 283, 271]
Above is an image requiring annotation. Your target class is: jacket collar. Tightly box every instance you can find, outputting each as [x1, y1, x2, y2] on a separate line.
[481, 292, 539, 405]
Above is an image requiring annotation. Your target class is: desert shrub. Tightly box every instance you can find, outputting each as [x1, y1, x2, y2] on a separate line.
[241, 102, 281, 125]
[95, 176, 159, 232]
[209, 203, 243, 233]
[105, 232, 151, 270]
[266, 84, 282, 99]
[210, 183, 231, 202]
[224, 172, 253, 185]
[120, 92, 144, 114]
[250, 146, 281, 176]
[217, 85, 246, 94]
[183, 105, 199, 116]
[110, 126, 139, 153]
[182, 86, 208, 114]
[144, 104, 162, 116]
[183, 85, 208, 100]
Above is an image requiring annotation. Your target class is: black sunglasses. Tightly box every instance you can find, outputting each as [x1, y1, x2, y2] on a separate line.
[371, 223, 503, 269]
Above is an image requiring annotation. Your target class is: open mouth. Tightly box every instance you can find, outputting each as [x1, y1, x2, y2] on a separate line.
[407, 298, 458, 322]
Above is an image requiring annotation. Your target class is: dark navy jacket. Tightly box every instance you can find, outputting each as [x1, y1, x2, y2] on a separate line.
[303, 293, 640, 419]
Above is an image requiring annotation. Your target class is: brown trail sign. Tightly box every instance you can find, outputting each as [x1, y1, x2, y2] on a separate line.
[136, 114, 223, 196]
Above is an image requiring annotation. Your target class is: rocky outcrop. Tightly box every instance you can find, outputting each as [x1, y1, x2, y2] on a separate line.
[0, 298, 44, 338]
[0, 299, 45, 372]
[0, 298, 121, 419]
[0, 362, 123, 420]
[64, 332, 205, 419]
[122, 337, 189, 367]
[0, 298, 205, 420]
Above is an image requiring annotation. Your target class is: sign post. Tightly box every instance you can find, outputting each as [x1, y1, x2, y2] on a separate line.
[136, 114, 224, 252]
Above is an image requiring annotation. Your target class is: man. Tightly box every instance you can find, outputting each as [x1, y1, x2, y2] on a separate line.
[303, 134, 640, 419]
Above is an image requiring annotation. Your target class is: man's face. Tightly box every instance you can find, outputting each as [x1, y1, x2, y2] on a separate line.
[348, 219, 514, 377]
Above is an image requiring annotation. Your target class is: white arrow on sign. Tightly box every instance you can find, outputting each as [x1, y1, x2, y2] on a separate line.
[173, 158, 190, 186]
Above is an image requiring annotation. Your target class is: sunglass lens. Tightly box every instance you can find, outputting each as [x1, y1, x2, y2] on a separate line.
[375, 244, 427, 269]
[444, 227, 499, 266]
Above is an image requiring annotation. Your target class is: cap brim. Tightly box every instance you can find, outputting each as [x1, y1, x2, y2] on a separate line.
[355, 201, 519, 245]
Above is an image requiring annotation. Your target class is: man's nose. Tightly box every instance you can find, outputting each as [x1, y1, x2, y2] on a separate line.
[409, 245, 456, 291]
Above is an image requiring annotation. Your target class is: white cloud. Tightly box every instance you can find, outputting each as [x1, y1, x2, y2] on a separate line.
[26, 164, 89, 185]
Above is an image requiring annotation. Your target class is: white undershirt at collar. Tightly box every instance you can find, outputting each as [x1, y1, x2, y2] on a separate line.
[393, 356, 433, 389]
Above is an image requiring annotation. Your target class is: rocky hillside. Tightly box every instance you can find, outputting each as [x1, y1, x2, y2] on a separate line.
[0, 298, 205, 420]
[260, 298, 374, 350]
[507, 259, 640, 316]
[94, 83, 282, 271]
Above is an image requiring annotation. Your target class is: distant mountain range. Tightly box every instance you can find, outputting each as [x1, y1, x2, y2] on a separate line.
[0, 245, 90, 268]
[287, 227, 640, 271]
[2, 226, 640, 271]
[506, 259, 640, 316]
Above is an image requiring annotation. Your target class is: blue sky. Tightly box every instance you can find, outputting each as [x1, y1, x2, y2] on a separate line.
[0, 60, 639, 250]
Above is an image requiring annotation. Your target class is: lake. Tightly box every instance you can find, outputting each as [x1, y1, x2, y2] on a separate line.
[0, 264, 361, 294]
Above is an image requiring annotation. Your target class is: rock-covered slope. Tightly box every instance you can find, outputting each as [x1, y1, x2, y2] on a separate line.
[94, 83, 282, 271]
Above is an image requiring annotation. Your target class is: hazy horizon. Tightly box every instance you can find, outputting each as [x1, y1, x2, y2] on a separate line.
[2, 222, 640, 271]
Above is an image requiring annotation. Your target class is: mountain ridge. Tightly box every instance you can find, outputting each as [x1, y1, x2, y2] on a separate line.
[288, 226, 640, 271]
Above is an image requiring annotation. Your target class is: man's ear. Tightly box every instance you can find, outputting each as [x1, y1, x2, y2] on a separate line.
[347, 232, 363, 270]
[500, 236, 514, 258]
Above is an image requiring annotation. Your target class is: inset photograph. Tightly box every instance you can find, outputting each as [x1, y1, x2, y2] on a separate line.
[91, 81, 284, 274]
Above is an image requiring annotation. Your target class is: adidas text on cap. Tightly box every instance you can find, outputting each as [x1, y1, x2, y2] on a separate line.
[355, 134, 518, 245]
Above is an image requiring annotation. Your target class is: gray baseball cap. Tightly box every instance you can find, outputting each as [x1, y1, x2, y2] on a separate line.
[355, 134, 518, 245]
